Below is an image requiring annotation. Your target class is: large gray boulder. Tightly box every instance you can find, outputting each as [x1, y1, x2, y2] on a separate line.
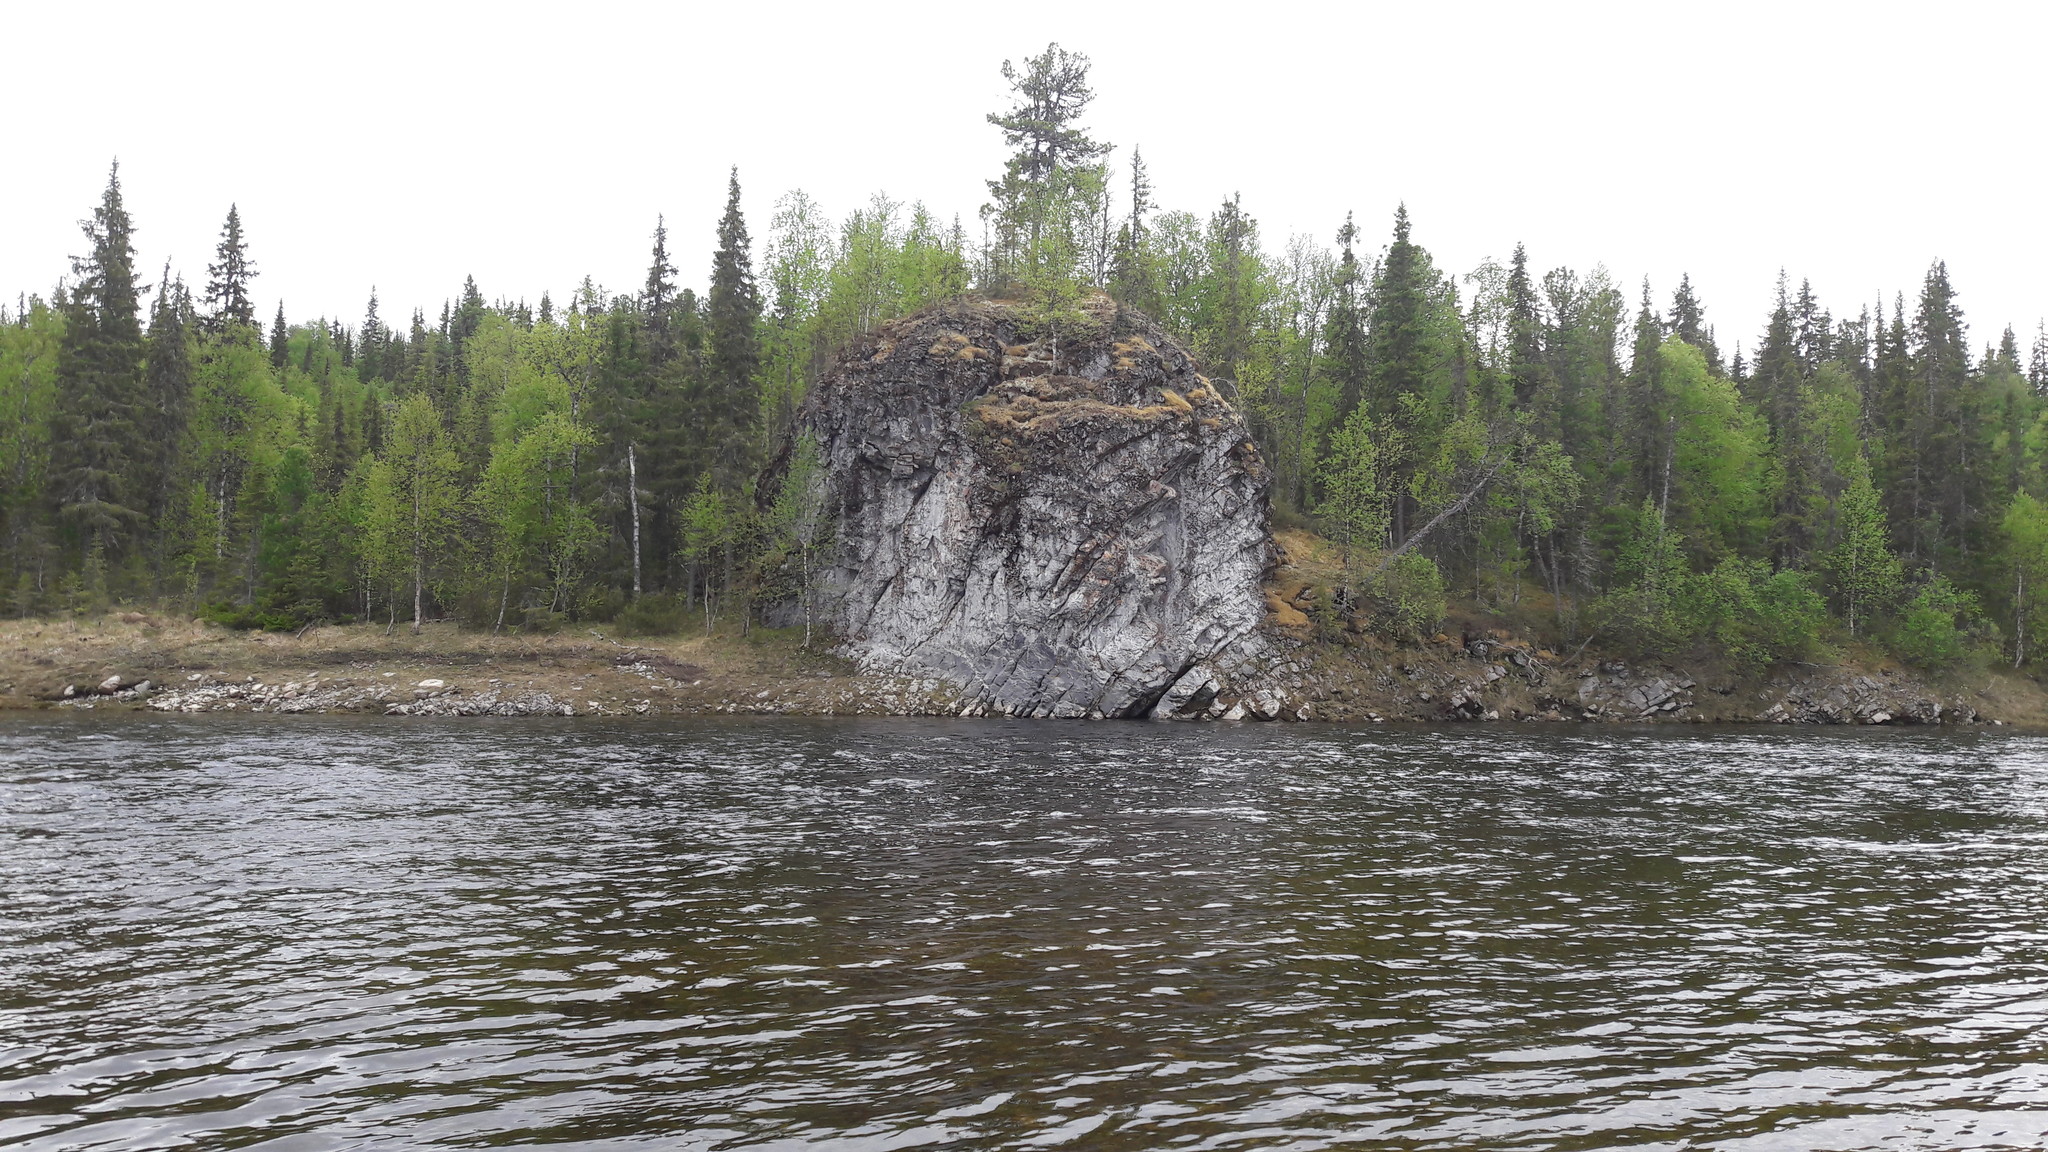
[774, 293, 1271, 718]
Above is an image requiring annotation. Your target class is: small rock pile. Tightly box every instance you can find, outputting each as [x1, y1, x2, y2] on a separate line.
[143, 675, 592, 716]
[1754, 674, 1955, 725]
[54, 674, 153, 708]
[1576, 663, 1699, 720]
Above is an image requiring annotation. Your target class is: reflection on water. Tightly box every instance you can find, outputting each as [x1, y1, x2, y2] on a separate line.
[4, 716, 2048, 1150]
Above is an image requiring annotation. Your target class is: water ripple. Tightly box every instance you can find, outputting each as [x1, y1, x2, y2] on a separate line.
[4, 717, 2048, 1149]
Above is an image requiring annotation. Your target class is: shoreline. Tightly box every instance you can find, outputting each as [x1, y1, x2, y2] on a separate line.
[5, 617, 2043, 730]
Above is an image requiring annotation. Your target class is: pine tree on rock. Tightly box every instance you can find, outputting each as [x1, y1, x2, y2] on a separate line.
[982, 43, 1108, 286]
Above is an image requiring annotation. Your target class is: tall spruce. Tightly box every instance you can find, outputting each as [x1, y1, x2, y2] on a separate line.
[1504, 243, 1548, 414]
[641, 215, 679, 370]
[1667, 273, 1721, 372]
[203, 204, 257, 331]
[705, 168, 762, 492]
[1323, 211, 1369, 420]
[141, 272, 194, 519]
[47, 161, 149, 567]
[1365, 204, 1431, 424]
[268, 301, 289, 368]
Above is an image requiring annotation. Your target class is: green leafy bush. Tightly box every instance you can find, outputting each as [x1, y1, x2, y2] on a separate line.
[198, 601, 304, 632]
[614, 595, 687, 637]
[1891, 576, 1988, 668]
[1361, 553, 1446, 640]
[1682, 558, 1827, 670]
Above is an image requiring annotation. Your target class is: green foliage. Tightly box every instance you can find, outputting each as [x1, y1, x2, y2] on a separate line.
[198, 600, 303, 632]
[1594, 498, 1692, 654]
[1360, 552, 1446, 640]
[1891, 576, 1987, 669]
[10, 72, 2048, 668]
[1820, 463, 1904, 636]
[613, 594, 687, 637]
[1315, 405, 1389, 566]
[1681, 558, 1828, 671]
[2001, 491, 2048, 665]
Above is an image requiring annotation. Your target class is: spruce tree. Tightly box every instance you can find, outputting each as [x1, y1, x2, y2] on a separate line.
[1504, 243, 1548, 413]
[203, 204, 257, 331]
[705, 168, 761, 493]
[1323, 211, 1369, 420]
[1794, 278, 1832, 370]
[1909, 262, 1973, 565]
[47, 161, 149, 571]
[141, 273, 194, 523]
[269, 301, 289, 368]
[2029, 320, 2048, 393]
[1364, 204, 1430, 423]
[642, 215, 679, 370]
[1666, 273, 1721, 373]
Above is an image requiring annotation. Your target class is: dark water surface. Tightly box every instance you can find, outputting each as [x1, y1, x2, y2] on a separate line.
[5, 716, 2048, 1150]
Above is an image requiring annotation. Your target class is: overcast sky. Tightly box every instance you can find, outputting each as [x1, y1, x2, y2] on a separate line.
[7, 0, 2043, 357]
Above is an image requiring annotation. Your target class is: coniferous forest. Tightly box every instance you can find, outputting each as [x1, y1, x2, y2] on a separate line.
[6, 45, 2047, 673]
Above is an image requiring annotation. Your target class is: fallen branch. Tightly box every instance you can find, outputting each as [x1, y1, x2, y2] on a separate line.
[587, 629, 644, 655]
[1362, 455, 1509, 581]
[1566, 630, 1600, 666]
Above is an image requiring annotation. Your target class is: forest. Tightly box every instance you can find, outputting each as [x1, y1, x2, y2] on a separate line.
[6, 44, 2048, 673]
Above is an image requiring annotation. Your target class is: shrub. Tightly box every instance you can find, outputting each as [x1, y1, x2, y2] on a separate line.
[614, 595, 687, 637]
[1891, 576, 1988, 669]
[198, 601, 303, 632]
[1682, 558, 1827, 671]
[1361, 552, 1446, 640]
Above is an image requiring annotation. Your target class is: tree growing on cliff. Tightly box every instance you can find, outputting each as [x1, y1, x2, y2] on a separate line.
[983, 43, 1110, 291]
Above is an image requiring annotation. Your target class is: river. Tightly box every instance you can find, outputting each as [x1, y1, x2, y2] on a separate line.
[4, 716, 2048, 1150]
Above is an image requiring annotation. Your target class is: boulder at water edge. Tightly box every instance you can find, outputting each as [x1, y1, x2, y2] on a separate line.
[771, 293, 1271, 718]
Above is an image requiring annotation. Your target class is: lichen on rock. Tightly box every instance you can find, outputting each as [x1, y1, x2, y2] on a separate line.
[770, 293, 1272, 719]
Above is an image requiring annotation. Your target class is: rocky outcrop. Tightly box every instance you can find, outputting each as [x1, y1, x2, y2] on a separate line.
[773, 294, 1271, 718]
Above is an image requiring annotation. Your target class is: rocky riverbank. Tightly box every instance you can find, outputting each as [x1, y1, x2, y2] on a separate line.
[4, 615, 2041, 728]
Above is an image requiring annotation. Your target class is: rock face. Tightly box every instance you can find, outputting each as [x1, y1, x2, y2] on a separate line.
[776, 294, 1271, 718]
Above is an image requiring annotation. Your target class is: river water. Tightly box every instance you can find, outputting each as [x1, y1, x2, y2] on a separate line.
[4, 717, 2048, 1150]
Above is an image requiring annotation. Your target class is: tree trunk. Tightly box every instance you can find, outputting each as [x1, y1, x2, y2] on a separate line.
[1362, 457, 1507, 581]
[628, 443, 642, 598]
[2016, 570, 2026, 668]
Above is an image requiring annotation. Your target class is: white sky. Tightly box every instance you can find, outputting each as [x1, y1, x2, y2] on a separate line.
[7, 0, 2043, 356]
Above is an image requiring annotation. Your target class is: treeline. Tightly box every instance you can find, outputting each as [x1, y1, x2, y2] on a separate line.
[6, 44, 2048, 670]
